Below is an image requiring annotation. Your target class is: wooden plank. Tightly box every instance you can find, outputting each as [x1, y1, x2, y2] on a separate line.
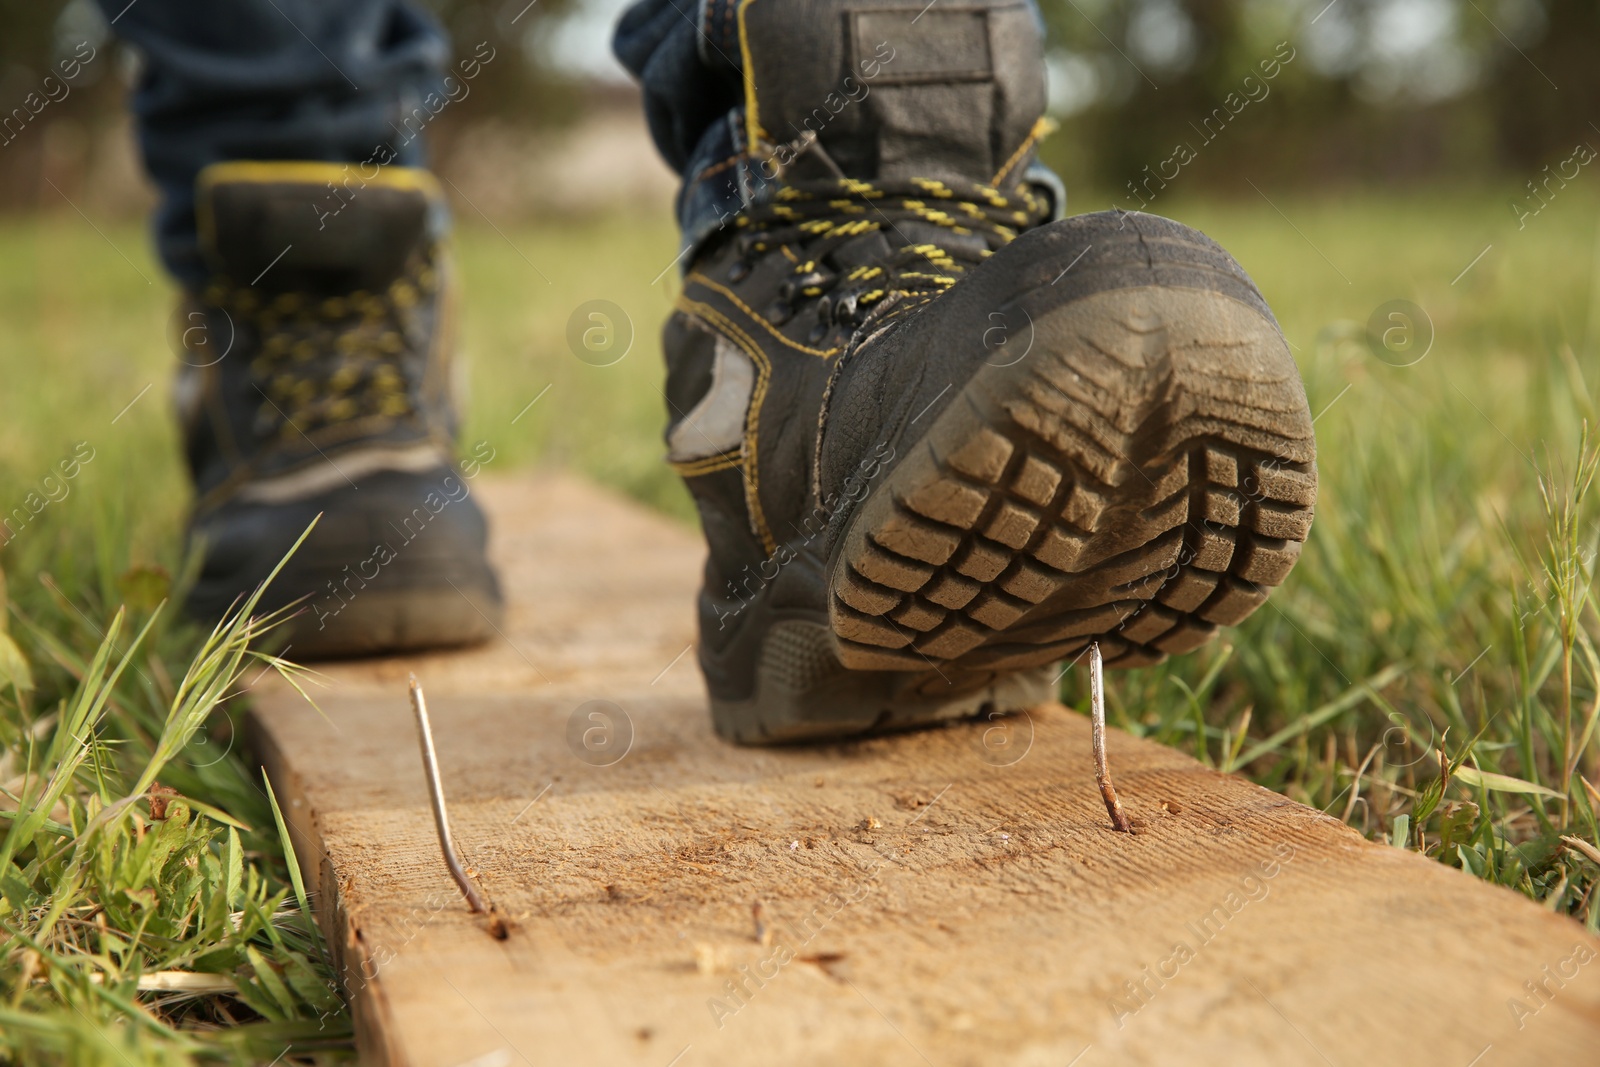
[250, 472, 1600, 1067]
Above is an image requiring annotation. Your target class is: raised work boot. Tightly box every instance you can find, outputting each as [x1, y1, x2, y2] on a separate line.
[665, 1, 1316, 742]
[176, 162, 502, 656]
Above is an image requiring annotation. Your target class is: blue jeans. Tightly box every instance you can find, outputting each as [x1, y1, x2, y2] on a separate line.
[104, 0, 737, 287]
[106, 0, 1049, 285]
[99, 0, 451, 287]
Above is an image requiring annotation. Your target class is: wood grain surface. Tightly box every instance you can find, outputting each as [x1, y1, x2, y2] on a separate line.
[249, 472, 1600, 1066]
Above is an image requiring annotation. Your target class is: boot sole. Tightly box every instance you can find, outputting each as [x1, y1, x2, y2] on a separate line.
[192, 559, 504, 660]
[186, 468, 503, 660]
[273, 578, 503, 659]
[829, 280, 1315, 673]
[710, 619, 1054, 744]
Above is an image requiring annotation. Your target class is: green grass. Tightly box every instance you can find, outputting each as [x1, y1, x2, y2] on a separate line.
[4, 182, 1600, 1062]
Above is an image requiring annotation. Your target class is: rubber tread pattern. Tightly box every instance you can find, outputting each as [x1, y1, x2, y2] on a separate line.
[831, 275, 1315, 674]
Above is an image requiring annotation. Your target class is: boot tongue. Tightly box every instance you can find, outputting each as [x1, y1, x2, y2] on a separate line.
[197, 162, 438, 294]
[738, 0, 1046, 187]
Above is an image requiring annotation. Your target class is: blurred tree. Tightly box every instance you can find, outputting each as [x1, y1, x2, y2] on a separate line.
[1481, 0, 1600, 168]
[1037, 0, 1590, 196]
[422, 0, 584, 126]
[0, 0, 123, 206]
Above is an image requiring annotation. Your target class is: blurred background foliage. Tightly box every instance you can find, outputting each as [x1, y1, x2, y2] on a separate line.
[1036, 0, 1596, 195]
[0, 0, 1594, 215]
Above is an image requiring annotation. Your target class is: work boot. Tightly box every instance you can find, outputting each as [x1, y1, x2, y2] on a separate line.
[665, 0, 1316, 742]
[176, 162, 502, 657]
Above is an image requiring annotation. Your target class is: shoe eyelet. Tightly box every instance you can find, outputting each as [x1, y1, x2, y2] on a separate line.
[833, 292, 861, 324]
[727, 261, 751, 283]
[764, 301, 794, 325]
